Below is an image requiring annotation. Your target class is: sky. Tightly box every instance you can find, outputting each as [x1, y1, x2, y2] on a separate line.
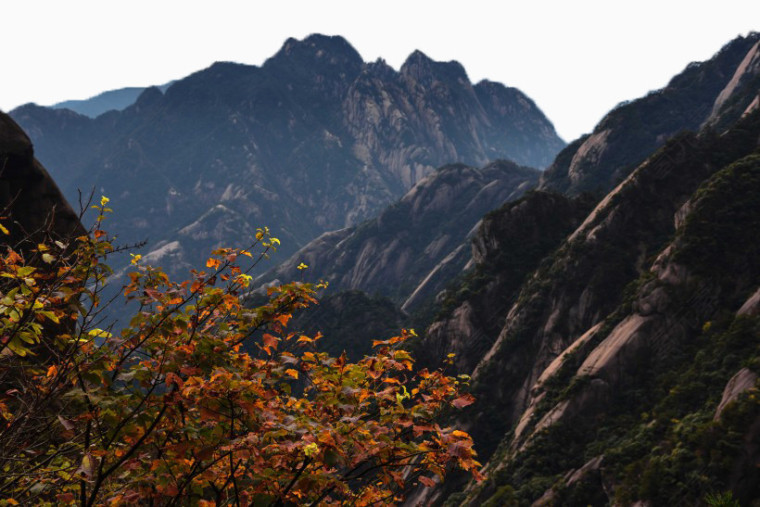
[1, 1, 759, 142]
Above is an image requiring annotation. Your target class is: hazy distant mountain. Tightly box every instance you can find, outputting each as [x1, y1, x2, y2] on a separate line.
[11, 34, 564, 277]
[51, 82, 174, 118]
[261, 160, 539, 312]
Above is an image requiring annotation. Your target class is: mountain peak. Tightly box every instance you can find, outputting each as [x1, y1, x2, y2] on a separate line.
[404, 49, 433, 64]
[267, 33, 363, 69]
[400, 50, 469, 85]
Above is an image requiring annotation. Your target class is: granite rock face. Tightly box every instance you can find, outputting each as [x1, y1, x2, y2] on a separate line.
[408, 35, 760, 506]
[260, 160, 539, 310]
[11, 34, 563, 278]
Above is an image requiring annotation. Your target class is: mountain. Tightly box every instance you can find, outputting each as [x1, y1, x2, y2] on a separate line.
[261, 160, 539, 312]
[450, 110, 760, 506]
[418, 189, 595, 376]
[403, 35, 760, 505]
[10, 34, 564, 280]
[51, 82, 174, 118]
[539, 32, 760, 197]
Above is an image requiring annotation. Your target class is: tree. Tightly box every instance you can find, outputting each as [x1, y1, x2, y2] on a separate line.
[0, 198, 481, 505]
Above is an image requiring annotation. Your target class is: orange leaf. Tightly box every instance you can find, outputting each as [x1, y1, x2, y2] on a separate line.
[262, 333, 279, 353]
[46, 364, 58, 378]
[206, 258, 221, 269]
[166, 372, 184, 389]
[451, 394, 475, 409]
[419, 476, 436, 488]
[285, 369, 299, 379]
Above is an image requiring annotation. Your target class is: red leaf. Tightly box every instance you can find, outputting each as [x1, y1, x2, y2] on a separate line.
[451, 394, 475, 409]
[262, 333, 279, 353]
[419, 475, 436, 488]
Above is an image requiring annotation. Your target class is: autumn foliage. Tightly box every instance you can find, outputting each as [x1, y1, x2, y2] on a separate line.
[0, 198, 481, 505]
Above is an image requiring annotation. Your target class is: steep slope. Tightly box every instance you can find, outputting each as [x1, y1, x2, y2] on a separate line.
[260, 160, 539, 310]
[418, 190, 595, 376]
[420, 107, 760, 506]
[11, 34, 563, 279]
[463, 130, 760, 506]
[0, 111, 84, 250]
[539, 32, 760, 196]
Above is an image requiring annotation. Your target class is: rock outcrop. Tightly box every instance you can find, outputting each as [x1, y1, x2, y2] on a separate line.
[539, 32, 760, 197]
[0, 111, 84, 250]
[260, 160, 539, 310]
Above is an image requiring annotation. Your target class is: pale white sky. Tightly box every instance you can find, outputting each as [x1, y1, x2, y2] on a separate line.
[1, 1, 758, 141]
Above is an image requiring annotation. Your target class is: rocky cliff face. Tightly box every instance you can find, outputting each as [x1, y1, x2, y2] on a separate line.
[418, 190, 594, 378]
[11, 34, 563, 279]
[418, 106, 760, 506]
[0, 112, 84, 251]
[260, 160, 539, 311]
[539, 32, 760, 197]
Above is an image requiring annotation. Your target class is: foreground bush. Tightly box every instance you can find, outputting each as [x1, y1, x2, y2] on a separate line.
[0, 199, 480, 505]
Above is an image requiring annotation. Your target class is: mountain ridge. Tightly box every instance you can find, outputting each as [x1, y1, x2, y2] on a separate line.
[11, 34, 564, 281]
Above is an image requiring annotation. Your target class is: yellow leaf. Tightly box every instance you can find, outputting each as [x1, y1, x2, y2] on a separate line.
[303, 442, 319, 457]
[87, 328, 112, 339]
[0, 223, 9, 235]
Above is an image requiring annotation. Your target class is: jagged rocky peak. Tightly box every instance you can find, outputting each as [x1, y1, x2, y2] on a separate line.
[400, 49, 470, 86]
[362, 57, 396, 80]
[11, 32, 564, 284]
[265, 33, 364, 76]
